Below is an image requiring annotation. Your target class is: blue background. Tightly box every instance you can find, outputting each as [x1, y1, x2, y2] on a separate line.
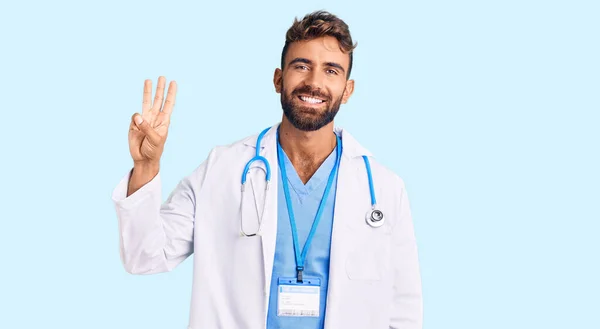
[1, 0, 598, 328]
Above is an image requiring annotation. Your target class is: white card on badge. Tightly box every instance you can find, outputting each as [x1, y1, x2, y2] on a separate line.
[277, 277, 320, 317]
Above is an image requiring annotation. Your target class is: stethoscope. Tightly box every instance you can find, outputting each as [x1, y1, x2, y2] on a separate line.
[239, 126, 384, 237]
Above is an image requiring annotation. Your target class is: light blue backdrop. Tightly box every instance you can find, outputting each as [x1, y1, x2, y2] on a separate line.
[1, 0, 598, 328]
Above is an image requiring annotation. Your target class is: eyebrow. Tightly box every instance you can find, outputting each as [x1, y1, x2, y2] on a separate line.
[288, 57, 346, 74]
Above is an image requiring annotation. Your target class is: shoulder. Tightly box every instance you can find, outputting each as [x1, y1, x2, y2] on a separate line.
[182, 128, 267, 187]
[339, 127, 407, 191]
[197, 125, 278, 168]
[368, 158, 407, 189]
[361, 157, 408, 210]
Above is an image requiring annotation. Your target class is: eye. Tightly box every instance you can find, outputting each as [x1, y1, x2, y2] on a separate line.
[326, 69, 338, 75]
[294, 65, 308, 70]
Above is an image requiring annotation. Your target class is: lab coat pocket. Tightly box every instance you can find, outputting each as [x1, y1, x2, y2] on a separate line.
[345, 234, 390, 281]
[345, 250, 383, 281]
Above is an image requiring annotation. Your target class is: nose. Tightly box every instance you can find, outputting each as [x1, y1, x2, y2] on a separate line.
[304, 69, 325, 91]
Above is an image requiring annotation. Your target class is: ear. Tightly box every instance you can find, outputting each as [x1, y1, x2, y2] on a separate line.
[273, 68, 283, 93]
[341, 79, 355, 104]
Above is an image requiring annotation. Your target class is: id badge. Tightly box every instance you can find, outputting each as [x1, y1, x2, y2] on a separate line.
[277, 277, 321, 317]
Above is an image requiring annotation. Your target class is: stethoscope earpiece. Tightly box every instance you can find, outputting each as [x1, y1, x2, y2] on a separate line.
[366, 208, 385, 228]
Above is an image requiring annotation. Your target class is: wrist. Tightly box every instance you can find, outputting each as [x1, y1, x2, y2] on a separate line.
[127, 161, 160, 197]
[133, 160, 160, 173]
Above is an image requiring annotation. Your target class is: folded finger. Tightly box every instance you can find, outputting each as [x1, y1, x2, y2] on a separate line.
[130, 113, 142, 131]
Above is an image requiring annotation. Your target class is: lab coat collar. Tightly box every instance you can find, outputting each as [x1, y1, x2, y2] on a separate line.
[241, 122, 373, 159]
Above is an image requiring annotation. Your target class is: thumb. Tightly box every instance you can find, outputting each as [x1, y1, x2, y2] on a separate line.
[132, 113, 161, 145]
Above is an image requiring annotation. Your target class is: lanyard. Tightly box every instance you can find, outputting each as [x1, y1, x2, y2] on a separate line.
[277, 131, 342, 283]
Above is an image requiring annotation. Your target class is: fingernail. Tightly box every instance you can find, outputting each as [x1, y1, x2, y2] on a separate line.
[135, 115, 143, 125]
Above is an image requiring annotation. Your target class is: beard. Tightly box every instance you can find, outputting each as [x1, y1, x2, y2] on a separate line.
[280, 84, 344, 132]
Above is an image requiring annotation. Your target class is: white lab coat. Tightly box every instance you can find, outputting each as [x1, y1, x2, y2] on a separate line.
[112, 123, 422, 329]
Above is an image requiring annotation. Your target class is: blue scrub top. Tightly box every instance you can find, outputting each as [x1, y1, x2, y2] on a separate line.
[266, 140, 339, 329]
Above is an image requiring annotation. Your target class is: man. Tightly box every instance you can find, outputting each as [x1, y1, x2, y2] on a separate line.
[112, 10, 422, 329]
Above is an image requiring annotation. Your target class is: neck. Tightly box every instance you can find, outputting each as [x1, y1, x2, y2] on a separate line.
[278, 117, 337, 184]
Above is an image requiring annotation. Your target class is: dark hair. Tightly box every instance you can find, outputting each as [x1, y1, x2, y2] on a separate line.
[281, 10, 357, 78]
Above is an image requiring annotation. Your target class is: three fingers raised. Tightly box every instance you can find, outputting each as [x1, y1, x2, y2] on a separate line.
[141, 77, 177, 118]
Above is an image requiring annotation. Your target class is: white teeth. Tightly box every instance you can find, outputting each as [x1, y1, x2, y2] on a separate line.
[300, 96, 324, 104]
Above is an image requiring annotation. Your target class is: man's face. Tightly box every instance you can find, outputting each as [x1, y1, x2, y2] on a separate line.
[274, 36, 355, 131]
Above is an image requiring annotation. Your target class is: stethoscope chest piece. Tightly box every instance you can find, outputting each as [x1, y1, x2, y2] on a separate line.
[366, 208, 385, 228]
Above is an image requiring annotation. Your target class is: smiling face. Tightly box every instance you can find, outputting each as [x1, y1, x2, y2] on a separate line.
[274, 36, 355, 131]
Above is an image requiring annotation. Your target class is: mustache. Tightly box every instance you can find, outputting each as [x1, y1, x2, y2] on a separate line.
[291, 86, 329, 101]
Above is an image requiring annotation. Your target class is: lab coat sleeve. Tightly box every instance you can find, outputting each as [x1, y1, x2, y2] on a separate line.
[389, 180, 423, 329]
[111, 162, 206, 275]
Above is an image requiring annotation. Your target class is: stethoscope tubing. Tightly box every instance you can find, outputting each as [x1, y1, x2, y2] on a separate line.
[240, 126, 384, 237]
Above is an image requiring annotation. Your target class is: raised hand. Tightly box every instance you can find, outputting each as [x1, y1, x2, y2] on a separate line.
[128, 76, 177, 166]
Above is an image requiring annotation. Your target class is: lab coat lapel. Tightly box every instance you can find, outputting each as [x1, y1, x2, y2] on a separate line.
[324, 128, 371, 329]
[324, 150, 354, 328]
[246, 124, 279, 313]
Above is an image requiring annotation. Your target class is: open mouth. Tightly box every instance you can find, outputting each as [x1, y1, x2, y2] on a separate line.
[297, 95, 326, 105]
